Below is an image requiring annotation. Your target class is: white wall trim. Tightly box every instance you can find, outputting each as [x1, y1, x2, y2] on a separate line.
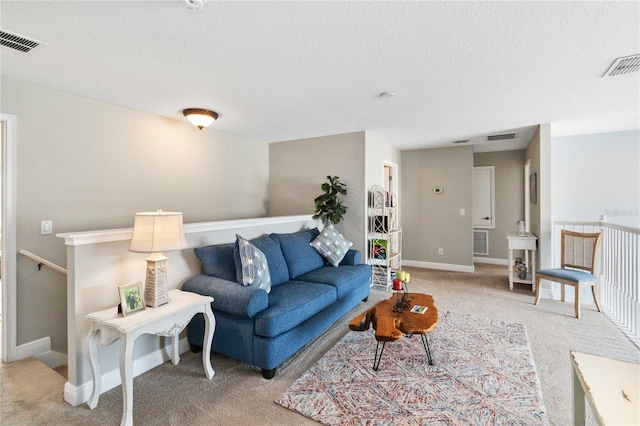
[473, 257, 508, 266]
[64, 337, 190, 407]
[57, 214, 315, 246]
[1, 112, 18, 363]
[403, 260, 475, 273]
[15, 336, 51, 360]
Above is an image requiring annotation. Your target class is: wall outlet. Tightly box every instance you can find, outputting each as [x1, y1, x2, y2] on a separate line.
[433, 187, 444, 194]
[460, 208, 465, 216]
[438, 248, 444, 255]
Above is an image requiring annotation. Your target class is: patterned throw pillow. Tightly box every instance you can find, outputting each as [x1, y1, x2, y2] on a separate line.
[310, 224, 354, 267]
[236, 234, 271, 293]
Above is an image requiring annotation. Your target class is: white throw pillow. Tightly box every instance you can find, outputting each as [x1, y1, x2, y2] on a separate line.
[236, 234, 271, 293]
[310, 224, 353, 267]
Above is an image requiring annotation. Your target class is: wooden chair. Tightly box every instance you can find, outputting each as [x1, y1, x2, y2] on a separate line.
[535, 230, 603, 319]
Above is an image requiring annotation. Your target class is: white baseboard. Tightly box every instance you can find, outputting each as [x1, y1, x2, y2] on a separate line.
[16, 338, 69, 369]
[16, 336, 51, 360]
[403, 260, 475, 273]
[473, 257, 508, 266]
[64, 337, 191, 407]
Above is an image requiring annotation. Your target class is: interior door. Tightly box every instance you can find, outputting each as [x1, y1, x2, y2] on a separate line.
[473, 166, 495, 228]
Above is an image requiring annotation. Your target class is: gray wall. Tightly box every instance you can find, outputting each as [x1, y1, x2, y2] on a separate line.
[474, 150, 526, 260]
[268, 132, 366, 253]
[268, 131, 400, 255]
[401, 146, 474, 268]
[1, 77, 269, 353]
[526, 124, 551, 270]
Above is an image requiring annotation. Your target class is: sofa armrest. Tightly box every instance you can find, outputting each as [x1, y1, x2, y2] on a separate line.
[182, 275, 268, 318]
[340, 249, 361, 266]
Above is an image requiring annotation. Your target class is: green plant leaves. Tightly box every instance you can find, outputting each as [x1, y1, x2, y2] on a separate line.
[313, 175, 348, 224]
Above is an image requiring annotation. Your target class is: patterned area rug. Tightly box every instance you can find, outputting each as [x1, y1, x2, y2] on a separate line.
[276, 311, 548, 425]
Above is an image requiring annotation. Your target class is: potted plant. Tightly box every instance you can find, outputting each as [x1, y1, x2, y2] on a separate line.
[313, 175, 348, 225]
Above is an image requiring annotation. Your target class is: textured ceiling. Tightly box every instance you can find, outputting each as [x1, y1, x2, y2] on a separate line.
[1, 1, 638, 151]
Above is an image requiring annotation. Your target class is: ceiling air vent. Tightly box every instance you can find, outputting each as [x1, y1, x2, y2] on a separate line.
[603, 54, 640, 77]
[0, 29, 46, 53]
[487, 133, 516, 142]
[453, 140, 469, 144]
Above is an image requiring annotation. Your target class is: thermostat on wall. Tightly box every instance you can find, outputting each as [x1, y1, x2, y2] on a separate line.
[433, 187, 444, 194]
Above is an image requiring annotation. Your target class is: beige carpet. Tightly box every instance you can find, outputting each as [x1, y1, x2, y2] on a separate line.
[2, 264, 639, 425]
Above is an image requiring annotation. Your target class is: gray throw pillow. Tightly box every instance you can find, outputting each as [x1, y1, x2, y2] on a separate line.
[236, 234, 271, 293]
[310, 224, 353, 267]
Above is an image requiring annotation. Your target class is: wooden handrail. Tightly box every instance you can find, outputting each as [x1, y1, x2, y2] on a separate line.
[19, 249, 67, 275]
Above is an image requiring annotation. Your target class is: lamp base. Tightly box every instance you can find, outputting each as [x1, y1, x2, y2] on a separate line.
[144, 254, 169, 308]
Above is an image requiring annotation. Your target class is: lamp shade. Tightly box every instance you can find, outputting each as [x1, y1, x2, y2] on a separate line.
[129, 210, 188, 253]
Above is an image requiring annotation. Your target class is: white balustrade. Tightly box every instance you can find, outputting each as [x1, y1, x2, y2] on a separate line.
[553, 220, 640, 348]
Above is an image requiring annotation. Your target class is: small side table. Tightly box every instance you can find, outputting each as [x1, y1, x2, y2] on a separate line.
[571, 351, 640, 425]
[86, 289, 215, 426]
[507, 232, 537, 292]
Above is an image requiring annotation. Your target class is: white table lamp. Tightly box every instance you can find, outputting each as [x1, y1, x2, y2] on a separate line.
[129, 210, 188, 308]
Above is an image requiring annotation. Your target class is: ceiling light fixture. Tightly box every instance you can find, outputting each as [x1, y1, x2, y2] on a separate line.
[378, 92, 395, 98]
[183, 108, 218, 129]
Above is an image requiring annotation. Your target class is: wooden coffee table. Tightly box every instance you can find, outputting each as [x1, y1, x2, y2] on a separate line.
[349, 293, 438, 370]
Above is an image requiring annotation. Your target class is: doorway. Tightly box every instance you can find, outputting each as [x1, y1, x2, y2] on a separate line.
[473, 166, 495, 229]
[1, 113, 17, 363]
[383, 162, 398, 198]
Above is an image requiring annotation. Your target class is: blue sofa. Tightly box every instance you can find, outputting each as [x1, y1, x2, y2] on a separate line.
[182, 228, 371, 378]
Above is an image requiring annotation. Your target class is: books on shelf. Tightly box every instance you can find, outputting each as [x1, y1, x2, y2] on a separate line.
[410, 305, 428, 314]
[371, 239, 388, 259]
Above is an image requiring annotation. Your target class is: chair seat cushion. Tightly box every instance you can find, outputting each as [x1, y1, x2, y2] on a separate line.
[537, 268, 597, 283]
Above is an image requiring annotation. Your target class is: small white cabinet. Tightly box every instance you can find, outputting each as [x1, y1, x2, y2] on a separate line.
[368, 186, 401, 291]
[507, 232, 537, 292]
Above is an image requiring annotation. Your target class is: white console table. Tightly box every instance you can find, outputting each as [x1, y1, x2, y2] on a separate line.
[571, 351, 640, 425]
[86, 289, 215, 426]
[507, 232, 537, 292]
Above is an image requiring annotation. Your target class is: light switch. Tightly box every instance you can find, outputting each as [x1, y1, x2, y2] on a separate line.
[41, 220, 53, 235]
[460, 208, 465, 216]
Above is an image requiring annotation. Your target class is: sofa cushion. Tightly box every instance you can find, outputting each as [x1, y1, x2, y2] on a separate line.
[234, 234, 290, 286]
[296, 264, 371, 299]
[237, 235, 271, 294]
[272, 228, 325, 278]
[254, 281, 337, 338]
[310, 223, 354, 267]
[194, 243, 237, 282]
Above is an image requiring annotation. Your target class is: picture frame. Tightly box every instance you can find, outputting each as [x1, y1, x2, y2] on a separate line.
[118, 281, 146, 316]
[529, 173, 537, 205]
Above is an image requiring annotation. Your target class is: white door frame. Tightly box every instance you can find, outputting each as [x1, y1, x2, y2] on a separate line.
[383, 161, 399, 196]
[524, 159, 531, 232]
[1, 113, 17, 362]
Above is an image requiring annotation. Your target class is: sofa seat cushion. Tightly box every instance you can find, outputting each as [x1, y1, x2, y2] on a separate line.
[234, 234, 290, 287]
[272, 229, 325, 279]
[254, 281, 337, 338]
[296, 264, 371, 299]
